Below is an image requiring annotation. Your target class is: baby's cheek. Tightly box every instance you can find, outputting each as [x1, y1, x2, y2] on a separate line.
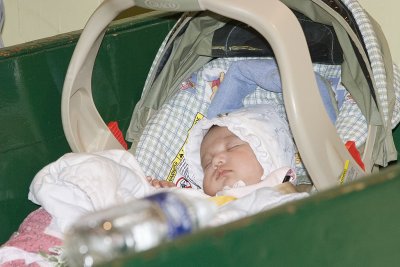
[203, 176, 219, 196]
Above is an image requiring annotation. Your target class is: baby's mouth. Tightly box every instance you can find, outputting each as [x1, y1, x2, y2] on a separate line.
[216, 169, 231, 179]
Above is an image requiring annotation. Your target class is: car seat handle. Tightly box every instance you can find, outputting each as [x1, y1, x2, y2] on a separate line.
[62, 0, 135, 152]
[62, 0, 366, 190]
[61, 0, 204, 153]
[198, 0, 366, 190]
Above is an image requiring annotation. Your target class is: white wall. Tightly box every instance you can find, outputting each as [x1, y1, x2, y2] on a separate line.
[1, 0, 399, 65]
[2, 0, 102, 46]
[358, 0, 400, 65]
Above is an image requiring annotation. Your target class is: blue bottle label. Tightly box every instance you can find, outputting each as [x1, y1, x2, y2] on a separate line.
[145, 192, 193, 239]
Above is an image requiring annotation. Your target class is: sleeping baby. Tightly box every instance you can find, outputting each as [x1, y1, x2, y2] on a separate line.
[149, 103, 301, 198]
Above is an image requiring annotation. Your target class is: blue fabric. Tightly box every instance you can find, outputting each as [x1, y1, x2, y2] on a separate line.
[207, 59, 337, 123]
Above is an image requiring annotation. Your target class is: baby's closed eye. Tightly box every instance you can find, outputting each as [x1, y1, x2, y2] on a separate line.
[227, 141, 245, 151]
[227, 144, 239, 150]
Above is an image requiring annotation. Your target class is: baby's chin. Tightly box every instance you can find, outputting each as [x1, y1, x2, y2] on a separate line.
[222, 179, 246, 190]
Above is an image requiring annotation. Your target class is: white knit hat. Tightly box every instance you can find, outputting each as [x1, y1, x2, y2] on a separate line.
[185, 104, 296, 189]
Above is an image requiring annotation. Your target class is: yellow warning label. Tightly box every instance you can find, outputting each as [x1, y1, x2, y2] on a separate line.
[339, 160, 350, 185]
[166, 112, 204, 182]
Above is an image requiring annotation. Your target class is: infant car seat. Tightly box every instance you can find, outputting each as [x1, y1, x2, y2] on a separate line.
[61, 0, 400, 191]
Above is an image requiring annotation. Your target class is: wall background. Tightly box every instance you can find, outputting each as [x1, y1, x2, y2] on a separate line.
[1, 0, 148, 46]
[1, 0, 399, 65]
[357, 0, 399, 65]
[2, 0, 102, 45]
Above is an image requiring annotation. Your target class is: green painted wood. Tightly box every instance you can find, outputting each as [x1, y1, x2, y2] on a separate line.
[393, 125, 400, 160]
[1, 9, 400, 266]
[0, 11, 179, 243]
[106, 165, 400, 267]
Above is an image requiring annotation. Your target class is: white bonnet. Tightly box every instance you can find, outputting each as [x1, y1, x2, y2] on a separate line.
[185, 104, 296, 189]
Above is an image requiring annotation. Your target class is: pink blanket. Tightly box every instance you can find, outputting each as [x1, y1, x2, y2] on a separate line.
[0, 208, 63, 266]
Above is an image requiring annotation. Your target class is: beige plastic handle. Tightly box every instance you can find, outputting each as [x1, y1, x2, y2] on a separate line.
[62, 0, 366, 190]
[61, 0, 203, 153]
[62, 0, 136, 152]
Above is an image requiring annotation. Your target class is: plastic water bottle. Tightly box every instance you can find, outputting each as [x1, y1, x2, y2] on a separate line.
[63, 190, 216, 267]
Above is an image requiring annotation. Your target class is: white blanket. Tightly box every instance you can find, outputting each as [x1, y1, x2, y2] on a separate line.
[28, 150, 155, 234]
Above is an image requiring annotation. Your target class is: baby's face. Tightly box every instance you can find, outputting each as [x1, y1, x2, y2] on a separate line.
[200, 126, 263, 196]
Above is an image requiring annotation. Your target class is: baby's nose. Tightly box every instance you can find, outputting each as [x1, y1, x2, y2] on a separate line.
[212, 153, 226, 168]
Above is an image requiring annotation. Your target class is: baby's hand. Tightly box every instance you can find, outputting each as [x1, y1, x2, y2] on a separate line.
[146, 176, 176, 188]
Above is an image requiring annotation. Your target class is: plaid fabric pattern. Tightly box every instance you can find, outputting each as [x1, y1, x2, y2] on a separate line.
[336, 91, 368, 147]
[392, 64, 400, 127]
[133, 2, 400, 185]
[135, 57, 366, 184]
[343, 0, 400, 128]
[135, 58, 239, 178]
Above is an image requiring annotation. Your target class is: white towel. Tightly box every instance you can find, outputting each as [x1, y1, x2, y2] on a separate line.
[28, 150, 155, 233]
